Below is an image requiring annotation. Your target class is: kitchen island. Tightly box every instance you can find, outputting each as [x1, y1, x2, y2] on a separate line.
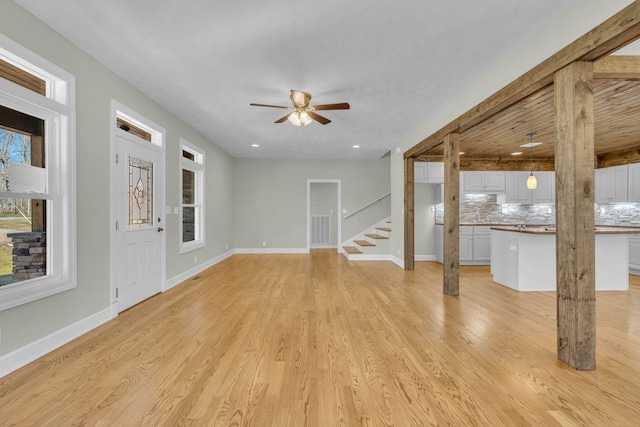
[490, 225, 640, 291]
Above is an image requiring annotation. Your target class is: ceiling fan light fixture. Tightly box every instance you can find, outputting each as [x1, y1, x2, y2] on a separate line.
[288, 111, 302, 126]
[299, 110, 312, 126]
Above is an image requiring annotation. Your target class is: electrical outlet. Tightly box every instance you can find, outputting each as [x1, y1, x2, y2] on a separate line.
[225, 243, 229, 250]
[194, 255, 198, 263]
[262, 241, 267, 247]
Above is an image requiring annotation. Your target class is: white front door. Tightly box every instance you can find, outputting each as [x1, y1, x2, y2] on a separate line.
[115, 131, 164, 312]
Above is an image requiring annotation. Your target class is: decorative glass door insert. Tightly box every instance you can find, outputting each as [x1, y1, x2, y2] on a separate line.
[128, 155, 153, 229]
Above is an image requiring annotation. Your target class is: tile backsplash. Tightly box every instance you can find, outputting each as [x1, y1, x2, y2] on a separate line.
[434, 193, 640, 225]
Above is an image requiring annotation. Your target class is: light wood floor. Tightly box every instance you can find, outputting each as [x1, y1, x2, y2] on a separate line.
[2, 250, 640, 426]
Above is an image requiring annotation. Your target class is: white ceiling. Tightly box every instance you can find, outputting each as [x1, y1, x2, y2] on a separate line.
[15, 0, 578, 159]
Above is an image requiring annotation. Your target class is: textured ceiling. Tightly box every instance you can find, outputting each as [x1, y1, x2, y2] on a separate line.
[15, 0, 577, 159]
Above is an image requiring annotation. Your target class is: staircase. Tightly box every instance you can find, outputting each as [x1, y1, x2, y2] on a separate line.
[342, 218, 392, 260]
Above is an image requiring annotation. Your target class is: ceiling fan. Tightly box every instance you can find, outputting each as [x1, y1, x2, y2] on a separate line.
[250, 90, 350, 126]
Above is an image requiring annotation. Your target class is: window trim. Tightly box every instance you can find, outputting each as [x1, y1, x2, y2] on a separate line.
[0, 33, 76, 311]
[179, 139, 204, 253]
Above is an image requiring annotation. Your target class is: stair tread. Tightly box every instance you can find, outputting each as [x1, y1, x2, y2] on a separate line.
[376, 227, 392, 232]
[354, 239, 375, 246]
[343, 246, 362, 254]
[365, 233, 388, 239]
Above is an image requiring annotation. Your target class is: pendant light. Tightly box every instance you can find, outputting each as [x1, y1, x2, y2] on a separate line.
[526, 132, 538, 189]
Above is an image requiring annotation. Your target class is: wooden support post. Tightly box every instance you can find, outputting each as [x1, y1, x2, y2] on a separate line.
[30, 135, 46, 232]
[404, 157, 415, 270]
[443, 133, 460, 296]
[554, 61, 596, 370]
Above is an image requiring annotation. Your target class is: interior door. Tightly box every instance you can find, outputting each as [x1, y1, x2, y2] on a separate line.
[116, 131, 164, 312]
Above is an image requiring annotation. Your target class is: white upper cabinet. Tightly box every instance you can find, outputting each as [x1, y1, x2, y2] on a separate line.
[502, 172, 531, 204]
[531, 172, 555, 204]
[414, 162, 444, 184]
[627, 163, 640, 202]
[427, 163, 444, 183]
[498, 171, 555, 204]
[462, 171, 505, 193]
[595, 165, 627, 203]
[414, 163, 427, 183]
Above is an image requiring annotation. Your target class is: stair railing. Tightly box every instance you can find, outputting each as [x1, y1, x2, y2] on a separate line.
[343, 192, 391, 219]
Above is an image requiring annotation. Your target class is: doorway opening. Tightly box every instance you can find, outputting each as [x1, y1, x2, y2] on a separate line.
[307, 179, 341, 251]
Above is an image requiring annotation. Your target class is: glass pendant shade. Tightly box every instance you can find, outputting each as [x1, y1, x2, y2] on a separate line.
[288, 111, 302, 126]
[299, 111, 312, 126]
[527, 172, 537, 189]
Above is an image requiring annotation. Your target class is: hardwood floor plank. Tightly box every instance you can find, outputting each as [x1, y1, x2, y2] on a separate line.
[1, 250, 640, 426]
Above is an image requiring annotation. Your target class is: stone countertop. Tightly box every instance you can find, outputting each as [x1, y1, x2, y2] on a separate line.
[490, 225, 640, 235]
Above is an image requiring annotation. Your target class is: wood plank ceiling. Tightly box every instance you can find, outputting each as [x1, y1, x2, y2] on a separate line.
[415, 67, 640, 170]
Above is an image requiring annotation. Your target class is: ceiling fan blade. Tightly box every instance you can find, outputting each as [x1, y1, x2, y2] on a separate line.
[308, 111, 331, 125]
[250, 103, 290, 109]
[274, 114, 290, 123]
[311, 102, 350, 111]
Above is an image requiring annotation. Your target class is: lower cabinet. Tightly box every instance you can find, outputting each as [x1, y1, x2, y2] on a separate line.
[459, 227, 474, 261]
[629, 236, 640, 271]
[472, 227, 491, 261]
[435, 225, 491, 265]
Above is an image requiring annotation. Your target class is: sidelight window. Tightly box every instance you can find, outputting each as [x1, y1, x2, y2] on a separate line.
[180, 139, 204, 252]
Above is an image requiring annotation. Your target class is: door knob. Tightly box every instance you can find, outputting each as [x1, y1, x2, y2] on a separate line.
[157, 227, 164, 232]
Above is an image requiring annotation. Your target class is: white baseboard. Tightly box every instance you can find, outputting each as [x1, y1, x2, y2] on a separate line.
[0, 307, 112, 379]
[165, 249, 235, 291]
[234, 248, 308, 254]
[415, 255, 436, 262]
[391, 256, 404, 268]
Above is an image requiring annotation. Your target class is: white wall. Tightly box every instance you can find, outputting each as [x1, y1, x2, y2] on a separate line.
[234, 157, 390, 250]
[0, 2, 235, 360]
[414, 185, 436, 257]
[389, 0, 635, 264]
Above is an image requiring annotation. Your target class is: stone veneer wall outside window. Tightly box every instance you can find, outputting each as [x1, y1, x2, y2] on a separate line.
[7, 231, 46, 282]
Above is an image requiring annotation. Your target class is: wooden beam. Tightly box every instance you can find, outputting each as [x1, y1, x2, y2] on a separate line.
[404, 157, 415, 270]
[593, 55, 640, 79]
[405, 1, 640, 160]
[443, 134, 460, 296]
[415, 156, 556, 171]
[554, 61, 596, 370]
[596, 147, 640, 168]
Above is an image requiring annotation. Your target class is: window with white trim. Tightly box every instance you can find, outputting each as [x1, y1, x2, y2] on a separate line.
[180, 139, 204, 252]
[0, 34, 76, 311]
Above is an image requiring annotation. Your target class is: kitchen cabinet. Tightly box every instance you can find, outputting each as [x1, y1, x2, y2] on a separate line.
[531, 172, 555, 204]
[414, 162, 444, 184]
[435, 224, 491, 265]
[595, 165, 627, 203]
[629, 235, 640, 271]
[498, 171, 555, 204]
[492, 226, 631, 291]
[462, 171, 505, 193]
[472, 226, 491, 261]
[459, 227, 473, 261]
[627, 163, 640, 202]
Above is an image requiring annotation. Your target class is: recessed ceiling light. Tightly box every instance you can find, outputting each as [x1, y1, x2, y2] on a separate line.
[459, 151, 465, 155]
[352, 145, 360, 148]
[520, 142, 542, 148]
[251, 144, 259, 148]
[511, 151, 523, 156]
